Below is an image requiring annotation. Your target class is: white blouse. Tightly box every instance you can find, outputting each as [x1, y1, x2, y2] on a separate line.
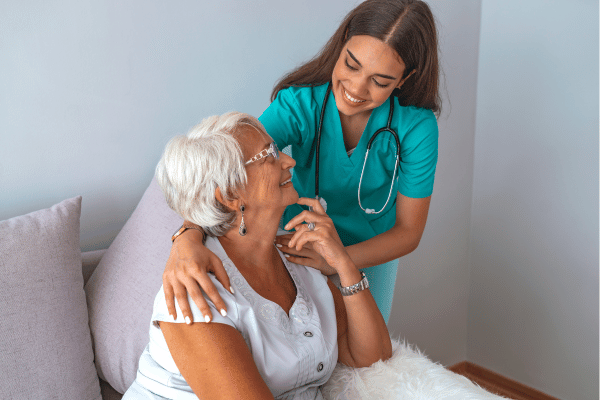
[128, 236, 338, 400]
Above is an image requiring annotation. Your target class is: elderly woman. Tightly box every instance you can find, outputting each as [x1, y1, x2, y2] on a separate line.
[123, 112, 392, 399]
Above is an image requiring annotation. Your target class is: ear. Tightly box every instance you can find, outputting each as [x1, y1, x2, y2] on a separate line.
[397, 69, 416, 89]
[215, 187, 242, 212]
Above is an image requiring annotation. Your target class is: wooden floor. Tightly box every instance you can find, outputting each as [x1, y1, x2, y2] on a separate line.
[448, 362, 560, 400]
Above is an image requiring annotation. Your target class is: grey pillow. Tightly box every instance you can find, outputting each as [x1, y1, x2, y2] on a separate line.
[0, 196, 101, 400]
[85, 178, 183, 394]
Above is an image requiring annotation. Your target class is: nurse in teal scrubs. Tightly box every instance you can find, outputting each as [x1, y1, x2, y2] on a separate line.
[161, 0, 441, 323]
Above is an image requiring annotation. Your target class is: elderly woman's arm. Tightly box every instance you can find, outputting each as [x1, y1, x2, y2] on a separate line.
[163, 228, 232, 323]
[327, 265, 392, 367]
[287, 198, 392, 367]
[160, 321, 275, 399]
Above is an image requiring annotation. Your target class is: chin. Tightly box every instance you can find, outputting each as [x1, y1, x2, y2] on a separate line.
[287, 189, 299, 205]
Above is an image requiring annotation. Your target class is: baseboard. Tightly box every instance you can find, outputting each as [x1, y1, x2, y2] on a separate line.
[448, 361, 559, 400]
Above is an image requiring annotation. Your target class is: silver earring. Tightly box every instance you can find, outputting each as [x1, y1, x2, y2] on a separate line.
[239, 205, 247, 236]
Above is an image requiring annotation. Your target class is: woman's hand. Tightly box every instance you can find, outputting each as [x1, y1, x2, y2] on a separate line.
[282, 198, 352, 272]
[275, 234, 337, 276]
[163, 229, 232, 323]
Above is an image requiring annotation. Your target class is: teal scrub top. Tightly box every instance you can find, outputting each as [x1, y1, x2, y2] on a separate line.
[258, 83, 438, 248]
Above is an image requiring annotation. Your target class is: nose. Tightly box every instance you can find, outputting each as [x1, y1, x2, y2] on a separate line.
[280, 151, 296, 169]
[348, 74, 369, 97]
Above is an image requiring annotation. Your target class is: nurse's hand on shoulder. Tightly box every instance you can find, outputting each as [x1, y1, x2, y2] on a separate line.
[163, 229, 231, 324]
[282, 197, 351, 273]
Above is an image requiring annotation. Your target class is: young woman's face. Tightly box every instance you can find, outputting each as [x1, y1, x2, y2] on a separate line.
[331, 35, 408, 118]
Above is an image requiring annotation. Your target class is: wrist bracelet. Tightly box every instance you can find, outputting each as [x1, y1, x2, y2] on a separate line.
[171, 222, 206, 244]
[339, 271, 369, 296]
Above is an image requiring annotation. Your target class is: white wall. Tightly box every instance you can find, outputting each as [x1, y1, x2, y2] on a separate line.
[0, 0, 480, 366]
[468, 1, 599, 399]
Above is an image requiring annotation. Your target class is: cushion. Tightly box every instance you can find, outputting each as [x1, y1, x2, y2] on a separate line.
[0, 196, 101, 400]
[85, 178, 183, 393]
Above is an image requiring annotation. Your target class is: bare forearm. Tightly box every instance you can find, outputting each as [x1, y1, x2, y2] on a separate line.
[336, 262, 392, 366]
[345, 225, 421, 269]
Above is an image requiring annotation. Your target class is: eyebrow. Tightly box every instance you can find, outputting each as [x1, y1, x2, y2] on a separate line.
[346, 49, 398, 80]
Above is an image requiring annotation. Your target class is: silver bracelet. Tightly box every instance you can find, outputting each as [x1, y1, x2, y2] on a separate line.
[339, 271, 369, 296]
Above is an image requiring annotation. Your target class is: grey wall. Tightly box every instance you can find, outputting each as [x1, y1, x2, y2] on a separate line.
[468, 1, 599, 399]
[387, 0, 481, 366]
[0, 0, 355, 250]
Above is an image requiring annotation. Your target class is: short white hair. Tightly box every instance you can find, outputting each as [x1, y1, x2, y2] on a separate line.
[155, 111, 266, 237]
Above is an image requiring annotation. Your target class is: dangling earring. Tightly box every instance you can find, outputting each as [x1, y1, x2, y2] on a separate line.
[239, 204, 247, 236]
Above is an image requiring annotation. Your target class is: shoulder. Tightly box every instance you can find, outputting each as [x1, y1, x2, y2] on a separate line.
[269, 84, 328, 114]
[152, 238, 239, 327]
[390, 103, 438, 146]
[394, 102, 438, 132]
[276, 83, 328, 101]
[260, 84, 328, 147]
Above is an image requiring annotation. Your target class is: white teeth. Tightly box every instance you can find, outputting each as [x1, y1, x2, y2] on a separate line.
[344, 89, 365, 103]
[280, 179, 291, 186]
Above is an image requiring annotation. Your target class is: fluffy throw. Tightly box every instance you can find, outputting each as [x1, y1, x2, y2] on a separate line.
[322, 339, 508, 400]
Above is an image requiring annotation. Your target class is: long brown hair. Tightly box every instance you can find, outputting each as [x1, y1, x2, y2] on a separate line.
[271, 0, 441, 114]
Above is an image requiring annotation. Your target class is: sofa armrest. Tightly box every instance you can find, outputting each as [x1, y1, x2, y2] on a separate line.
[100, 378, 123, 400]
[82, 249, 107, 285]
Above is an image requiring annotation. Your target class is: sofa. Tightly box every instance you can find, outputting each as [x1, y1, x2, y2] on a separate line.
[0, 178, 506, 400]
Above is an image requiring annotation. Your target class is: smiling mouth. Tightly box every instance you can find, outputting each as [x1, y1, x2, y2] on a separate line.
[343, 88, 366, 104]
[280, 178, 292, 186]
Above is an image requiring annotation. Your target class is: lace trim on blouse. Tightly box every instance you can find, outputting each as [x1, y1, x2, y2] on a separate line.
[221, 252, 313, 334]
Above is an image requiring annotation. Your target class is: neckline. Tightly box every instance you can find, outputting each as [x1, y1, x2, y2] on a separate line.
[208, 237, 312, 329]
[327, 87, 392, 169]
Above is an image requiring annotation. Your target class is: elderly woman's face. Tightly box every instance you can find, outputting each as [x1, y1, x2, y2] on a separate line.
[239, 126, 298, 212]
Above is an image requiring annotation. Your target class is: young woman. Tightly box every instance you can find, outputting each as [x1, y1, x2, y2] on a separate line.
[163, 0, 440, 323]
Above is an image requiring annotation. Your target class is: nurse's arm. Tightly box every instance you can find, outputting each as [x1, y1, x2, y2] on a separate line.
[160, 321, 275, 399]
[345, 192, 431, 269]
[163, 228, 232, 324]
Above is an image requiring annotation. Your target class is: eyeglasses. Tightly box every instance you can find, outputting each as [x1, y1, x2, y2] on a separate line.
[245, 142, 280, 165]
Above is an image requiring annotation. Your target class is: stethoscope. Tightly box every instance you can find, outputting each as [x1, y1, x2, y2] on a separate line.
[314, 82, 401, 215]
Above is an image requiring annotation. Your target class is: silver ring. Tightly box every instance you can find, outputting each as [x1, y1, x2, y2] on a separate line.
[307, 222, 315, 231]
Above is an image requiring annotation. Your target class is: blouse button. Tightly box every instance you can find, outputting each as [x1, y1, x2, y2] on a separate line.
[317, 362, 324, 372]
[304, 331, 313, 337]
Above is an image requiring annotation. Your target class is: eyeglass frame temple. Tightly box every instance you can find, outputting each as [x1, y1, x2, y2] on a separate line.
[244, 143, 279, 165]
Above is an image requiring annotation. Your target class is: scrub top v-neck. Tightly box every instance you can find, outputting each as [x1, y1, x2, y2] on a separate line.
[259, 83, 438, 321]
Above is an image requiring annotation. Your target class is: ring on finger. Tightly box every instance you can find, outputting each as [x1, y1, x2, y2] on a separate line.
[307, 222, 315, 231]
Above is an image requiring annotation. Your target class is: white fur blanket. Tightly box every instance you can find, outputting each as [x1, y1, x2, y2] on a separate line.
[322, 339, 508, 400]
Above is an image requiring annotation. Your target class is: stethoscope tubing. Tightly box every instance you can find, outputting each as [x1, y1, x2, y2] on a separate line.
[314, 82, 401, 215]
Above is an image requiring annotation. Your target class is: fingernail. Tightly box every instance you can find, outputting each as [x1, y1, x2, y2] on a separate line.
[220, 309, 227, 317]
[230, 286, 235, 294]
[284, 224, 290, 230]
[185, 316, 191, 325]
[275, 243, 282, 248]
[284, 254, 290, 258]
[204, 314, 211, 323]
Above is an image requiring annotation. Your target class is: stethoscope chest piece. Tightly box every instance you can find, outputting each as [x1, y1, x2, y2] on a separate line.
[318, 196, 327, 212]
